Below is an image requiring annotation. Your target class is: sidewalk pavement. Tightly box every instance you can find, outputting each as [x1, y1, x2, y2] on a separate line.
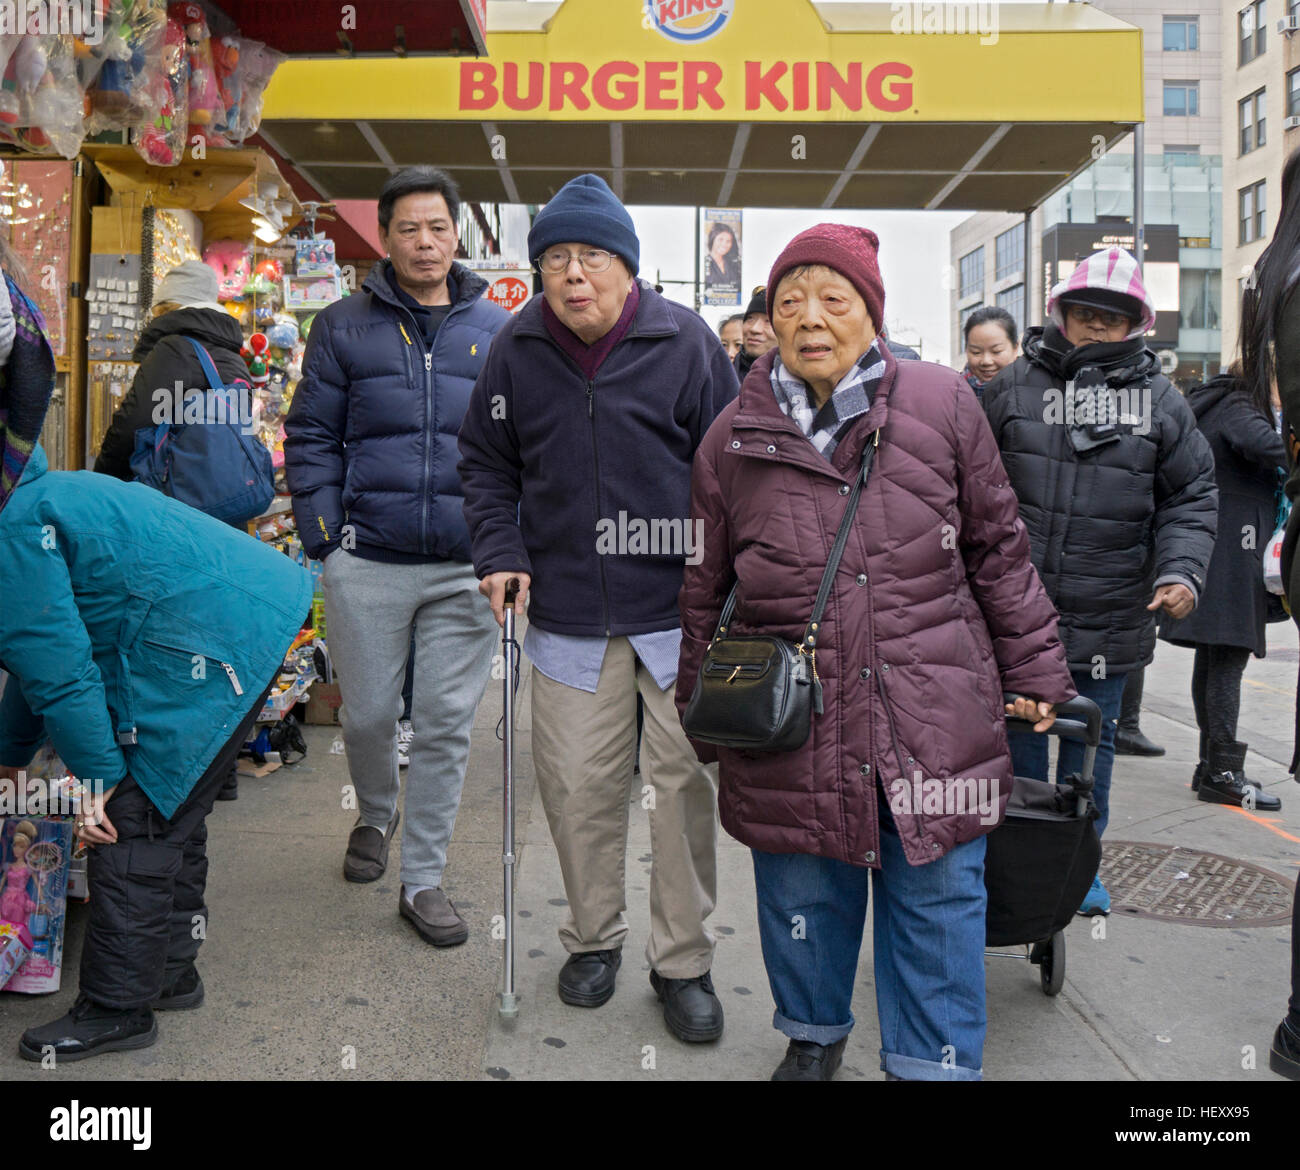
[1, 618, 1296, 1081]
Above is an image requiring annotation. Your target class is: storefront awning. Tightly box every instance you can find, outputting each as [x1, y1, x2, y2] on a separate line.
[255, 0, 1143, 213]
[212, 0, 487, 57]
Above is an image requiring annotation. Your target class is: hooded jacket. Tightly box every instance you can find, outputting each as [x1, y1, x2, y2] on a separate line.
[677, 348, 1075, 869]
[284, 260, 510, 563]
[0, 445, 313, 818]
[1159, 374, 1286, 656]
[94, 306, 250, 481]
[982, 324, 1217, 673]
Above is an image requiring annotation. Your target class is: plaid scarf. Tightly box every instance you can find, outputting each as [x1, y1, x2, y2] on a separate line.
[770, 341, 886, 461]
[0, 273, 55, 514]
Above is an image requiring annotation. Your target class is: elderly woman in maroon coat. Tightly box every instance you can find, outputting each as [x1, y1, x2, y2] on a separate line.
[677, 225, 1076, 1082]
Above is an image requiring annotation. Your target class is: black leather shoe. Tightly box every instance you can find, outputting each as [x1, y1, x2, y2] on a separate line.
[1191, 760, 1207, 792]
[650, 970, 724, 1042]
[771, 1037, 847, 1081]
[19, 995, 157, 1063]
[558, 948, 621, 1007]
[1198, 770, 1281, 811]
[152, 967, 205, 1011]
[1114, 728, 1165, 756]
[1271, 1018, 1300, 1080]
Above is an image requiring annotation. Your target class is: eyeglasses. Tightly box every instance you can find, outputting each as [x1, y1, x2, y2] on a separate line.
[1065, 304, 1131, 329]
[536, 248, 616, 275]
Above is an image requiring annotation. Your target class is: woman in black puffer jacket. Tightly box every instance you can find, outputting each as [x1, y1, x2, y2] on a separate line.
[93, 259, 251, 482]
[1158, 368, 1286, 809]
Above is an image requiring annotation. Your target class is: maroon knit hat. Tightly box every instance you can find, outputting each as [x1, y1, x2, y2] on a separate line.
[767, 224, 885, 332]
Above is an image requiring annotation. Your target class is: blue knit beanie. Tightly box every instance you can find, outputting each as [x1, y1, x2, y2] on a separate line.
[528, 174, 640, 275]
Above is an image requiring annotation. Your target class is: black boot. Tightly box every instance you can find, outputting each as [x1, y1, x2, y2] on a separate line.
[772, 1037, 847, 1081]
[152, 966, 205, 1011]
[1271, 1017, 1300, 1080]
[1200, 742, 1281, 810]
[18, 994, 157, 1063]
[650, 970, 724, 1042]
[1115, 669, 1165, 756]
[557, 948, 621, 1007]
[1191, 760, 1208, 792]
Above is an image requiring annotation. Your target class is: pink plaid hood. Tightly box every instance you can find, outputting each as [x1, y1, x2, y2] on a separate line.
[1047, 246, 1156, 340]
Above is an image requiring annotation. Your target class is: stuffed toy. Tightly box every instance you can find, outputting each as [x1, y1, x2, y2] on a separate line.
[203, 239, 252, 301]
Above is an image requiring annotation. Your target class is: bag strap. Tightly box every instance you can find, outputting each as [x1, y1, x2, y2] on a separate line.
[712, 428, 880, 646]
[185, 336, 227, 391]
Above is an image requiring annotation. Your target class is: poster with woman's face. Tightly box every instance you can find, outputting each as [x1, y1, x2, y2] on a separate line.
[703, 209, 742, 307]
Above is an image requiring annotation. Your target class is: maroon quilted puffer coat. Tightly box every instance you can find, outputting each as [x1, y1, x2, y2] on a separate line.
[676, 347, 1076, 868]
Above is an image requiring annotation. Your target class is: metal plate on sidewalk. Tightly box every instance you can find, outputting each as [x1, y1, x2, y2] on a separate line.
[1101, 841, 1295, 928]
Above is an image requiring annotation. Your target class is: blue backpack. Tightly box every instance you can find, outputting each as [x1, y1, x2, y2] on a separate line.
[130, 337, 275, 526]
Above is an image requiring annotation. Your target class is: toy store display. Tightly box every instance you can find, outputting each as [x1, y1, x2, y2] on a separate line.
[0, 3, 286, 164]
[0, 816, 74, 994]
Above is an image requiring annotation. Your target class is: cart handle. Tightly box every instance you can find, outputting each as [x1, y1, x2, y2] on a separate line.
[1003, 693, 1102, 749]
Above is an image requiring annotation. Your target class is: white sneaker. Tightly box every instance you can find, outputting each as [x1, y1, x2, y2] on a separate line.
[396, 720, 413, 768]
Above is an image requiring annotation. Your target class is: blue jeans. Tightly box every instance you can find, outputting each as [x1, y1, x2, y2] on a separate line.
[1007, 669, 1126, 837]
[751, 822, 988, 1081]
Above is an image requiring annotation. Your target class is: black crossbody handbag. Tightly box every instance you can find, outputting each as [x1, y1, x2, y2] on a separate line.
[682, 429, 879, 752]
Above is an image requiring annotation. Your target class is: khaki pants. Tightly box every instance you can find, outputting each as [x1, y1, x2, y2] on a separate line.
[530, 637, 719, 978]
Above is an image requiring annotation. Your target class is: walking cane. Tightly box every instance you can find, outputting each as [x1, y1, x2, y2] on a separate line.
[498, 577, 520, 1019]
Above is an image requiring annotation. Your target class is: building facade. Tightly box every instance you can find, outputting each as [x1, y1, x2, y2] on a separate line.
[1220, 0, 1300, 365]
[950, 0, 1223, 388]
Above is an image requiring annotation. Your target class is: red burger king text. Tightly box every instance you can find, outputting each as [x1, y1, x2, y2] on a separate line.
[459, 59, 914, 114]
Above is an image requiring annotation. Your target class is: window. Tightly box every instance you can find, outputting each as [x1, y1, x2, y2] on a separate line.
[1164, 81, 1200, 116]
[1289, 67, 1300, 117]
[1239, 0, 1266, 65]
[1179, 270, 1221, 330]
[959, 302, 985, 332]
[1164, 144, 1201, 165]
[1163, 16, 1198, 50]
[994, 227, 1024, 281]
[996, 284, 1025, 332]
[1239, 179, 1267, 244]
[1240, 88, 1267, 153]
[958, 248, 984, 299]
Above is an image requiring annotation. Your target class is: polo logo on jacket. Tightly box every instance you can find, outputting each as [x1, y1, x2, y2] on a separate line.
[471, 343, 478, 356]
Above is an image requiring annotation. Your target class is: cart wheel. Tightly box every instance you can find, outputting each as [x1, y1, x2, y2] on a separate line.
[1040, 930, 1065, 996]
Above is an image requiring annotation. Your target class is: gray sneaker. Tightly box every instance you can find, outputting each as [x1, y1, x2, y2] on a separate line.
[400, 885, 470, 947]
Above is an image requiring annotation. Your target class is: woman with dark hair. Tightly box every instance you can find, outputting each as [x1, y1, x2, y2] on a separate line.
[1156, 360, 1285, 810]
[960, 305, 1019, 400]
[1242, 144, 1300, 1082]
[705, 223, 741, 288]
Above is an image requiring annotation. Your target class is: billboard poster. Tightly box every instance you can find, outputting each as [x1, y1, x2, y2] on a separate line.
[702, 208, 743, 308]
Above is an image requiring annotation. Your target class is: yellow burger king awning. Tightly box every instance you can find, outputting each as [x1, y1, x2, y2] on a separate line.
[256, 0, 1144, 212]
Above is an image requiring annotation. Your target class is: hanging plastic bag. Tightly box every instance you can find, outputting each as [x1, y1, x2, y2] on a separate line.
[1264, 492, 1291, 597]
[133, 10, 188, 166]
[227, 39, 285, 145]
[89, 0, 168, 133]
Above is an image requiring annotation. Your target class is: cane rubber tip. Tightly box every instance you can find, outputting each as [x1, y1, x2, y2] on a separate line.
[499, 993, 519, 1019]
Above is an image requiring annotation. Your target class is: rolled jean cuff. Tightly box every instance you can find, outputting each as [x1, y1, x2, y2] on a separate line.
[881, 1050, 982, 1082]
[774, 1008, 854, 1046]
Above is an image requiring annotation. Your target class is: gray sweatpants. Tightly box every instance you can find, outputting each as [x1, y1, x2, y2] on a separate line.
[322, 549, 497, 888]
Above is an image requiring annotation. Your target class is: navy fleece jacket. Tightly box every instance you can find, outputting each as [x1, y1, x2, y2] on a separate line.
[457, 281, 738, 636]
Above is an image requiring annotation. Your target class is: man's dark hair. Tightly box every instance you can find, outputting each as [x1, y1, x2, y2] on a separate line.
[378, 166, 462, 233]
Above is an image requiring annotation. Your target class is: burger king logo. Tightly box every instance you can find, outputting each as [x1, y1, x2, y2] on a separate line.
[646, 0, 735, 43]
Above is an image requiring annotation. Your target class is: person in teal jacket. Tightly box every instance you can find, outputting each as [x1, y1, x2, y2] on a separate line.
[0, 443, 312, 1062]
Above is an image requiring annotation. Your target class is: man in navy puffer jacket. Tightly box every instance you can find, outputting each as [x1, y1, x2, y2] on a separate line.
[285, 167, 509, 947]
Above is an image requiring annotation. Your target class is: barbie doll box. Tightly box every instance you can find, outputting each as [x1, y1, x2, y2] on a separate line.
[0, 817, 75, 993]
